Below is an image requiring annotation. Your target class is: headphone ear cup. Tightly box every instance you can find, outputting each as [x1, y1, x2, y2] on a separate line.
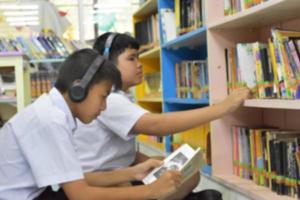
[69, 82, 87, 103]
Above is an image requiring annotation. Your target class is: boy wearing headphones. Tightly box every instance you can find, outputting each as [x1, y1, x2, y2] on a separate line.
[74, 33, 251, 200]
[0, 49, 181, 200]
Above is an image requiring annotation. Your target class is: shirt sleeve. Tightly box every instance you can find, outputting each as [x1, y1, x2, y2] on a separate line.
[14, 120, 84, 188]
[98, 93, 148, 141]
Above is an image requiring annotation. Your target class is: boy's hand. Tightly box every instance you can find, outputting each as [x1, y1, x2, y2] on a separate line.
[132, 159, 163, 181]
[149, 170, 181, 199]
[221, 87, 251, 113]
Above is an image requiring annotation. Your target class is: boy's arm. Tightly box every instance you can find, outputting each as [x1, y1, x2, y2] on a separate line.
[84, 159, 162, 187]
[62, 170, 181, 200]
[133, 88, 251, 136]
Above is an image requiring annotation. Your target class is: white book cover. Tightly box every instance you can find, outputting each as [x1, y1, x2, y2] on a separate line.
[143, 144, 201, 184]
[160, 9, 176, 43]
[236, 43, 257, 88]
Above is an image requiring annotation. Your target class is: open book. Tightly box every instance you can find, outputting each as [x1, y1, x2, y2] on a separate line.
[143, 144, 202, 184]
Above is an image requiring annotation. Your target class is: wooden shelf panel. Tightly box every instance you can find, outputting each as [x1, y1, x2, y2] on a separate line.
[139, 47, 160, 59]
[208, 0, 300, 29]
[164, 98, 209, 105]
[137, 97, 162, 103]
[162, 26, 207, 49]
[29, 58, 65, 64]
[213, 175, 295, 200]
[133, 0, 157, 18]
[244, 99, 300, 110]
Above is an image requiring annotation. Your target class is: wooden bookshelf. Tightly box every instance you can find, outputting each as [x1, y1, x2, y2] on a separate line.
[133, 0, 157, 18]
[133, 0, 209, 154]
[207, 0, 300, 199]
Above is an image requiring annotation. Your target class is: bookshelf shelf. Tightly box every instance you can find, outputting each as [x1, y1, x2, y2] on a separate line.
[213, 175, 294, 200]
[137, 97, 162, 103]
[139, 47, 160, 59]
[0, 97, 16, 104]
[162, 26, 207, 49]
[0, 52, 23, 57]
[29, 58, 65, 64]
[244, 99, 300, 110]
[164, 98, 209, 105]
[208, 0, 300, 29]
[133, 0, 157, 18]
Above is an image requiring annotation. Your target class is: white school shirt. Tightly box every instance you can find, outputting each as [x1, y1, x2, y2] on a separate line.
[74, 91, 148, 172]
[0, 88, 84, 200]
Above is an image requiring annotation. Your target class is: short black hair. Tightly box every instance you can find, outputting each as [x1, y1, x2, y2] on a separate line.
[55, 48, 122, 94]
[93, 32, 140, 63]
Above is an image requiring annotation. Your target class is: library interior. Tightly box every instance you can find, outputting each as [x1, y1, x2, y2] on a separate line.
[0, 0, 300, 200]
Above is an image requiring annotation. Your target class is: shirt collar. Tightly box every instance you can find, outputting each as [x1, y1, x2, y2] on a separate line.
[49, 88, 77, 132]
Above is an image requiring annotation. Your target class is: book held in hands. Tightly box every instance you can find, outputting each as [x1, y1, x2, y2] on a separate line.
[143, 144, 202, 184]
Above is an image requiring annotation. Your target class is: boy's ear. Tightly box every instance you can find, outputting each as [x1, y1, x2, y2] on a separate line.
[68, 79, 88, 103]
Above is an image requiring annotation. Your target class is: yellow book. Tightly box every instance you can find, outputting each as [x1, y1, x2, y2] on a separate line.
[268, 39, 279, 97]
[175, 0, 180, 35]
[252, 42, 265, 98]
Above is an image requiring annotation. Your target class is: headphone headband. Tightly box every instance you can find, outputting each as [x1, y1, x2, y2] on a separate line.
[69, 55, 106, 102]
[103, 33, 118, 59]
[80, 55, 105, 88]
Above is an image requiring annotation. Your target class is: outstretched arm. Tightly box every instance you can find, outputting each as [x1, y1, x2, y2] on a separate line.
[134, 88, 251, 136]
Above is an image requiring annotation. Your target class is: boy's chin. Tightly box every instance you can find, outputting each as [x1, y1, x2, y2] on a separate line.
[79, 117, 94, 124]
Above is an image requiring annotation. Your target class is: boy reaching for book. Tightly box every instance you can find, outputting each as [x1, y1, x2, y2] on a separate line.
[74, 33, 251, 200]
[0, 49, 181, 200]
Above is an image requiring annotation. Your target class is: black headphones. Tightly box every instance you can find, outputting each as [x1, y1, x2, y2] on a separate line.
[68, 55, 106, 102]
[68, 33, 119, 103]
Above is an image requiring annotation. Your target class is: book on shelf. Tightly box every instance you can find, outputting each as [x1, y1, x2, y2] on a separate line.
[175, 60, 208, 99]
[135, 13, 160, 52]
[174, 0, 204, 35]
[232, 126, 300, 198]
[160, 8, 176, 43]
[225, 28, 300, 99]
[224, 0, 270, 15]
[0, 32, 82, 60]
[142, 143, 202, 184]
[30, 71, 57, 98]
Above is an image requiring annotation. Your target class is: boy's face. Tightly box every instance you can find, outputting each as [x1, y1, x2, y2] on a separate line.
[74, 80, 112, 124]
[117, 48, 142, 90]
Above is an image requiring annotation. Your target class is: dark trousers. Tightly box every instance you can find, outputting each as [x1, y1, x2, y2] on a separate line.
[34, 186, 69, 200]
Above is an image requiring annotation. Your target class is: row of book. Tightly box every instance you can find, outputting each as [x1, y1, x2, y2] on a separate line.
[0, 32, 82, 60]
[160, 0, 205, 43]
[175, 0, 205, 35]
[224, 0, 270, 15]
[226, 28, 300, 99]
[135, 13, 160, 51]
[232, 127, 300, 198]
[30, 71, 58, 98]
[175, 60, 209, 99]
